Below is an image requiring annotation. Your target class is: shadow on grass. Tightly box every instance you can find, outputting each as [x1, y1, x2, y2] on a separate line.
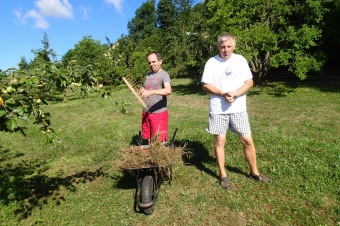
[174, 139, 218, 179]
[113, 170, 137, 190]
[176, 139, 249, 179]
[172, 83, 206, 96]
[0, 159, 104, 219]
[0, 146, 25, 163]
[261, 76, 340, 96]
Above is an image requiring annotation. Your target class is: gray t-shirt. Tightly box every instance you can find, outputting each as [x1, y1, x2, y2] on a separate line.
[143, 70, 171, 113]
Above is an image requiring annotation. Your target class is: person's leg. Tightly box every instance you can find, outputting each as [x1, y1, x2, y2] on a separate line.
[240, 135, 271, 182]
[141, 112, 151, 144]
[239, 135, 259, 176]
[215, 134, 232, 189]
[207, 113, 231, 189]
[149, 110, 168, 142]
[215, 134, 227, 178]
[230, 112, 259, 175]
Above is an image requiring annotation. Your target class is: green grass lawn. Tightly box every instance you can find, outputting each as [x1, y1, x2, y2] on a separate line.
[1, 78, 339, 225]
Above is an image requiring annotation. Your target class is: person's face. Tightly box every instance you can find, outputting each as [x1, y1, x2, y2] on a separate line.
[218, 39, 235, 60]
[147, 53, 162, 73]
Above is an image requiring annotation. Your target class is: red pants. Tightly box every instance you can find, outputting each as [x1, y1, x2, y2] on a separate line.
[142, 110, 168, 142]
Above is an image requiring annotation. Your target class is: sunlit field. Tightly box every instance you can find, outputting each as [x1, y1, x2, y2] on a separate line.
[1, 78, 339, 225]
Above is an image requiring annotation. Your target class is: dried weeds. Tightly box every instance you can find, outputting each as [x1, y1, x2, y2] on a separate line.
[115, 140, 191, 170]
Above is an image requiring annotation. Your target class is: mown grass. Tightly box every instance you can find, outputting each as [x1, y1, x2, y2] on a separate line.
[0, 78, 339, 225]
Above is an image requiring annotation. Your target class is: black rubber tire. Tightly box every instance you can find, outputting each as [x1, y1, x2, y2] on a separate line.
[141, 175, 155, 215]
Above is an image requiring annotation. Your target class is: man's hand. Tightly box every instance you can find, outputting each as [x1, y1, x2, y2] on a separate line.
[224, 91, 238, 103]
[225, 94, 235, 103]
[139, 87, 153, 98]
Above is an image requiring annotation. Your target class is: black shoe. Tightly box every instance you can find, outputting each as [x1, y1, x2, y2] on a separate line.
[220, 177, 232, 190]
[249, 173, 271, 183]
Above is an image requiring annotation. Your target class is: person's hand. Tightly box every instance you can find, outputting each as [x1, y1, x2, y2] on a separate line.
[221, 93, 235, 103]
[140, 87, 153, 98]
[139, 87, 146, 98]
[225, 94, 235, 103]
[225, 91, 238, 103]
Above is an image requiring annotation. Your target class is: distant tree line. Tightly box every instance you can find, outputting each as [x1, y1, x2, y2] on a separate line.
[105, 0, 339, 84]
[4, 0, 340, 85]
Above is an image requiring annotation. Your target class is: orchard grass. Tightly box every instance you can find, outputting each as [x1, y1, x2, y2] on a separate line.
[0, 78, 339, 225]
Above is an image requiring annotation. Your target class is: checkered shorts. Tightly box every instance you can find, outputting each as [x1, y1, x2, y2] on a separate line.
[206, 112, 252, 136]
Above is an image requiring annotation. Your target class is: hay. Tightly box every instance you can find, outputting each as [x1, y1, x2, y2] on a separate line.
[115, 140, 191, 170]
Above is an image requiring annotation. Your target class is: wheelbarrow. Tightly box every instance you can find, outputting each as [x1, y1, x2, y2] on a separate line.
[126, 128, 178, 215]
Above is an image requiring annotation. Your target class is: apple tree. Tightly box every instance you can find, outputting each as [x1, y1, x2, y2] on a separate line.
[0, 68, 60, 145]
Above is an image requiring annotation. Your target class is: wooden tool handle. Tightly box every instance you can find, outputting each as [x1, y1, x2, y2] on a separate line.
[122, 77, 148, 109]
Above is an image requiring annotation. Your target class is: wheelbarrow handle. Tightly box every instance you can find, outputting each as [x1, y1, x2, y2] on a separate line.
[137, 131, 142, 146]
[169, 127, 178, 146]
[137, 128, 178, 146]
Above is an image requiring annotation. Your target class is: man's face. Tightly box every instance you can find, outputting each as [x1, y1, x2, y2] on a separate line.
[218, 39, 235, 60]
[147, 53, 162, 73]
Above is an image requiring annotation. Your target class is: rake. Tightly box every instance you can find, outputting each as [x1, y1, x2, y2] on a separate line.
[122, 76, 148, 109]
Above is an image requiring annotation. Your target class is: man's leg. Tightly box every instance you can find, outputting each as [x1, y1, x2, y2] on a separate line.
[141, 112, 151, 144]
[150, 110, 168, 142]
[215, 134, 227, 178]
[240, 135, 259, 176]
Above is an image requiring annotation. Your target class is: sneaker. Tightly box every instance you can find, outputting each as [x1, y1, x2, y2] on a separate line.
[249, 173, 271, 183]
[220, 177, 231, 190]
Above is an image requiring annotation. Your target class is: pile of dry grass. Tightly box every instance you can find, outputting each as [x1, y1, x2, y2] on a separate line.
[115, 140, 191, 170]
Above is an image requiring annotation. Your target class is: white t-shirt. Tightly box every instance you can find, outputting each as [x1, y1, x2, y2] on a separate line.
[201, 53, 253, 114]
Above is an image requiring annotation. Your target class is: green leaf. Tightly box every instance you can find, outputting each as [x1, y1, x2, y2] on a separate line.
[0, 109, 7, 117]
[32, 76, 40, 84]
[6, 118, 17, 131]
[12, 106, 25, 116]
[18, 115, 30, 122]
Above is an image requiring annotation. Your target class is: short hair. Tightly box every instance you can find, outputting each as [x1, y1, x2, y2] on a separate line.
[147, 51, 162, 61]
[217, 33, 236, 46]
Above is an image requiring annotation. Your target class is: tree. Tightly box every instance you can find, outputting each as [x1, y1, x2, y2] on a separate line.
[0, 68, 60, 145]
[62, 36, 114, 88]
[63, 36, 102, 68]
[110, 0, 210, 82]
[320, 0, 340, 74]
[30, 33, 57, 69]
[205, 0, 328, 81]
[127, 0, 158, 42]
[158, 1, 211, 79]
[157, 0, 177, 31]
[18, 57, 29, 71]
[106, 36, 135, 83]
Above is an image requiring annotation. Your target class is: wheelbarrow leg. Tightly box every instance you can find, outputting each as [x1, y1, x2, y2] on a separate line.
[137, 131, 142, 146]
[134, 176, 143, 213]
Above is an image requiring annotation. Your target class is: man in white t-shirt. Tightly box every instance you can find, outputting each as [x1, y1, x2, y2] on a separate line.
[201, 32, 271, 190]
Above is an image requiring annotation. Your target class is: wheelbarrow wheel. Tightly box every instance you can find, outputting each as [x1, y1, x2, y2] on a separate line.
[141, 175, 155, 215]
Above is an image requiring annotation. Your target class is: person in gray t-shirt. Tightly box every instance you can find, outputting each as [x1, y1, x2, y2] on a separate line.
[140, 51, 171, 143]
